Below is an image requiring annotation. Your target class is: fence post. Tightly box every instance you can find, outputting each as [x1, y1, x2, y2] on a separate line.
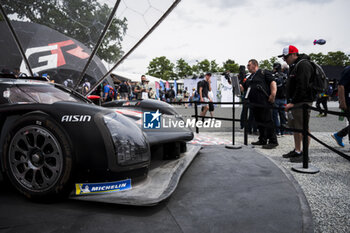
[244, 100, 248, 146]
[225, 88, 242, 149]
[194, 102, 199, 134]
[292, 104, 319, 174]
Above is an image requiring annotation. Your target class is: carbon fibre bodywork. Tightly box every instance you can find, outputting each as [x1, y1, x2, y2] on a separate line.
[0, 78, 150, 198]
[102, 99, 194, 146]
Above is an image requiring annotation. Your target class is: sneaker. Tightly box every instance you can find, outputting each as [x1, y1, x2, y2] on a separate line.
[251, 140, 267, 146]
[331, 133, 344, 147]
[316, 113, 323, 117]
[282, 150, 302, 158]
[262, 143, 278, 149]
[290, 154, 310, 163]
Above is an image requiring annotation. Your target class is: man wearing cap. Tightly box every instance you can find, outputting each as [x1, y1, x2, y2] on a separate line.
[246, 59, 278, 149]
[278, 45, 314, 162]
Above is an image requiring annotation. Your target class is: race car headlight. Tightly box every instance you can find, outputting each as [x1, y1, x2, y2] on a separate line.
[103, 113, 150, 166]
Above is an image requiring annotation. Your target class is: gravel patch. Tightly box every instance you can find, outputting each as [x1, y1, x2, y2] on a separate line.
[200, 131, 350, 233]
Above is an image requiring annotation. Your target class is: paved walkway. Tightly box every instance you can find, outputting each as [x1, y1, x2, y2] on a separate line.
[197, 132, 350, 233]
[0, 144, 313, 233]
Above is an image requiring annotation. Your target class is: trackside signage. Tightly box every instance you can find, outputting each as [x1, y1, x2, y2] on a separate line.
[143, 109, 221, 129]
[75, 179, 131, 195]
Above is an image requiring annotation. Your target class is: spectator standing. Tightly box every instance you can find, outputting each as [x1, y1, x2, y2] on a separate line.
[315, 91, 329, 117]
[331, 66, 350, 147]
[272, 62, 288, 136]
[183, 87, 189, 108]
[134, 75, 149, 100]
[102, 81, 117, 102]
[208, 90, 215, 118]
[198, 73, 212, 118]
[240, 70, 258, 134]
[119, 80, 129, 100]
[13, 68, 27, 78]
[280, 45, 315, 162]
[149, 87, 156, 99]
[82, 78, 91, 95]
[167, 86, 176, 102]
[246, 59, 278, 149]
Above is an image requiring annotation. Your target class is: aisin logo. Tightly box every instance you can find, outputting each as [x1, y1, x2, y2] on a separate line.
[143, 110, 161, 129]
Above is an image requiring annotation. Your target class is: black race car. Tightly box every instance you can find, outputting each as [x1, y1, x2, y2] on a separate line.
[0, 76, 151, 200]
[103, 99, 194, 159]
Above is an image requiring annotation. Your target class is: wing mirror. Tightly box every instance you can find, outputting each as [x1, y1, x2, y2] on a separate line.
[87, 95, 101, 105]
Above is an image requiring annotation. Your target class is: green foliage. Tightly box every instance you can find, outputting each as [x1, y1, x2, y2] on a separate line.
[147, 56, 175, 80]
[259, 57, 278, 71]
[209, 60, 219, 73]
[2, 0, 127, 63]
[222, 59, 239, 73]
[197, 59, 211, 73]
[259, 59, 271, 70]
[175, 58, 192, 78]
[310, 51, 350, 66]
[147, 51, 350, 81]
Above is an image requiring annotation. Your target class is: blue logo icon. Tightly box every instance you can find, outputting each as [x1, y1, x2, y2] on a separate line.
[143, 110, 161, 129]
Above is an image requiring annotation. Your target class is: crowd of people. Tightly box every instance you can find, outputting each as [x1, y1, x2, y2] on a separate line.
[236, 45, 350, 164]
[3, 46, 350, 164]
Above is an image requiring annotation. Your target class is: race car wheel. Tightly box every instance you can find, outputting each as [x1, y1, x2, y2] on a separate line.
[3, 114, 73, 200]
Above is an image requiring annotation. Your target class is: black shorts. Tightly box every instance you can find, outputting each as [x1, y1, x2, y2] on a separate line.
[209, 102, 214, 112]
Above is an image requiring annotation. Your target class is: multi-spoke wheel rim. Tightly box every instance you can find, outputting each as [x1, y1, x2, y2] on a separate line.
[8, 126, 63, 192]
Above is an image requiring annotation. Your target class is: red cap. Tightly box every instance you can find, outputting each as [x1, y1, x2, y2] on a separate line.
[278, 45, 299, 57]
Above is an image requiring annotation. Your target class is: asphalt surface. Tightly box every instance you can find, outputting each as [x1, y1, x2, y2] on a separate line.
[203, 132, 350, 233]
[0, 145, 312, 233]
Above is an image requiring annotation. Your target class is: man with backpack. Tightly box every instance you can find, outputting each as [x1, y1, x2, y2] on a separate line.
[102, 81, 117, 102]
[198, 73, 212, 118]
[279, 45, 314, 162]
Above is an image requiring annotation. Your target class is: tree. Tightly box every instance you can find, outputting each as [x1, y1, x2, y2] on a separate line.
[310, 51, 350, 66]
[324, 51, 350, 66]
[147, 56, 175, 80]
[309, 53, 327, 65]
[222, 59, 239, 73]
[2, 0, 127, 63]
[197, 59, 211, 74]
[191, 64, 200, 76]
[175, 58, 192, 78]
[210, 60, 221, 73]
[259, 57, 278, 70]
[259, 59, 271, 70]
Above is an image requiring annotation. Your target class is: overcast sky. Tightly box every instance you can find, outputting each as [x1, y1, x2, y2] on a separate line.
[113, 0, 350, 75]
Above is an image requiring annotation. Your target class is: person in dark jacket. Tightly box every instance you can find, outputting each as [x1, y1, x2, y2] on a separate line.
[246, 59, 278, 149]
[331, 66, 350, 147]
[272, 62, 287, 135]
[279, 45, 314, 162]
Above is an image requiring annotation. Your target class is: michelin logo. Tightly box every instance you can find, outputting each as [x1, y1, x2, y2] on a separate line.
[143, 110, 161, 129]
[75, 179, 131, 195]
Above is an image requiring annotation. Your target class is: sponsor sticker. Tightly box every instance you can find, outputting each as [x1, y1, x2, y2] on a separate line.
[143, 110, 161, 129]
[75, 179, 131, 195]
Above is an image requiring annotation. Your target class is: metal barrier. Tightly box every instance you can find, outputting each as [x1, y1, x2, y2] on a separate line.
[168, 99, 349, 174]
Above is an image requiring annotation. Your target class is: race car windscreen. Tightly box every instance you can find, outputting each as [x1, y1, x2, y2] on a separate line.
[8, 84, 84, 104]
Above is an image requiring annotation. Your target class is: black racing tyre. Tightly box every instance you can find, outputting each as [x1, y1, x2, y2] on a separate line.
[2, 113, 74, 200]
